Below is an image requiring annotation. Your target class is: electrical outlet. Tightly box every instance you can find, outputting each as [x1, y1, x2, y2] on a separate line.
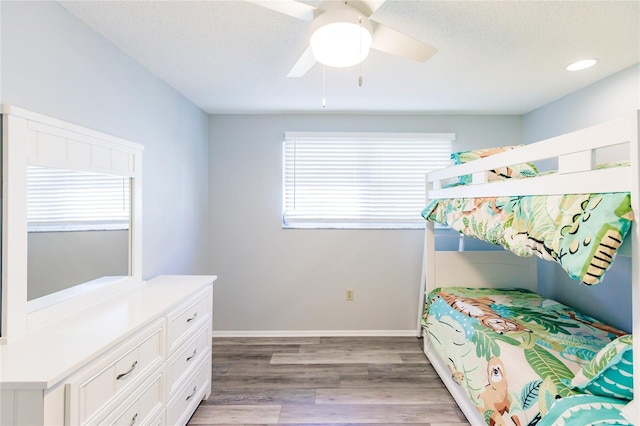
[346, 289, 354, 301]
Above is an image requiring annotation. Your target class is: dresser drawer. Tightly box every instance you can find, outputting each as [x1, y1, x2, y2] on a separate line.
[66, 319, 165, 425]
[167, 290, 211, 353]
[167, 323, 210, 396]
[101, 368, 164, 426]
[166, 357, 211, 426]
[147, 409, 165, 426]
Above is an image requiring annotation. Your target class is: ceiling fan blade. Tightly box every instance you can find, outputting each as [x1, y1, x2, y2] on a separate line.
[245, 0, 315, 21]
[371, 23, 437, 63]
[287, 46, 317, 77]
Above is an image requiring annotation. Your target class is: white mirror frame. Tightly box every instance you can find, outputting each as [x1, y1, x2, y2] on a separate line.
[1, 105, 143, 342]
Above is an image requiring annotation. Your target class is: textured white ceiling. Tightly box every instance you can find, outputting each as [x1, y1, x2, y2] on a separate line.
[58, 0, 640, 114]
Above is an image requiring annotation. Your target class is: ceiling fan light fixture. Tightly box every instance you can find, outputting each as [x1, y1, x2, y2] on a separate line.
[309, 5, 373, 68]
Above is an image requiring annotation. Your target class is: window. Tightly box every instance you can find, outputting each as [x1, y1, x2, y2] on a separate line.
[27, 166, 130, 232]
[282, 132, 454, 229]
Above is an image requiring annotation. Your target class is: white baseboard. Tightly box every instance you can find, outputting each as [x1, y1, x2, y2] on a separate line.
[212, 329, 421, 338]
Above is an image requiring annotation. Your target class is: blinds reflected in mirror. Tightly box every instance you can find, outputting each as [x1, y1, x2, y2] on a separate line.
[27, 166, 130, 232]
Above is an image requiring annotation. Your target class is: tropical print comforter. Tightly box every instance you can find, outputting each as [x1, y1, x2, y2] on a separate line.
[422, 287, 626, 426]
[421, 192, 632, 284]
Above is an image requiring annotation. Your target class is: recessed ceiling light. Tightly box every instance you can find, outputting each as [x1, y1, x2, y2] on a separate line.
[566, 59, 599, 71]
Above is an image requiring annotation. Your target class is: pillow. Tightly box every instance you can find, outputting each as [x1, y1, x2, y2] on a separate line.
[451, 145, 538, 185]
[538, 394, 632, 426]
[566, 334, 633, 400]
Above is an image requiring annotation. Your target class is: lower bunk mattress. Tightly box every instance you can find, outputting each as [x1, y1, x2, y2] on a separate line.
[422, 287, 633, 426]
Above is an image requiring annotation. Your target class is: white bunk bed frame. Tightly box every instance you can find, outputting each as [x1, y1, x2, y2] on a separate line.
[417, 111, 640, 425]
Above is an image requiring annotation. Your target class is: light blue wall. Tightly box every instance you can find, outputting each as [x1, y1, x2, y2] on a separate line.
[209, 114, 521, 332]
[524, 64, 639, 142]
[0, 1, 210, 279]
[523, 64, 640, 332]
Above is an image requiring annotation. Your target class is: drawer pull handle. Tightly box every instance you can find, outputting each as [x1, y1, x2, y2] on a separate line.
[130, 413, 138, 426]
[186, 385, 197, 401]
[186, 348, 198, 362]
[116, 361, 138, 380]
[186, 312, 198, 323]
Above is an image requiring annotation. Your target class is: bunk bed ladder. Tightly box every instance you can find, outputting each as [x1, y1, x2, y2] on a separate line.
[417, 180, 436, 336]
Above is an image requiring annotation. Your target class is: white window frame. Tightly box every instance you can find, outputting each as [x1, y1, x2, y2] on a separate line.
[282, 132, 455, 229]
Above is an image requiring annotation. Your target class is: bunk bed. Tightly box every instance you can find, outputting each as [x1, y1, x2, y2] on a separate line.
[418, 112, 639, 426]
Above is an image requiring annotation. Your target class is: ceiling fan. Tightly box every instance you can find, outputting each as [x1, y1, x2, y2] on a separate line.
[246, 0, 438, 77]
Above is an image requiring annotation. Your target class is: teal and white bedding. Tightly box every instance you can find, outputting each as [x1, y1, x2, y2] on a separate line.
[422, 192, 633, 285]
[538, 394, 632, 426]
[423, 287, 632, 426]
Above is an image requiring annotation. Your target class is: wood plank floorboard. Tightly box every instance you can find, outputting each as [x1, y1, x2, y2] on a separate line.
[188, 337, 470, 426]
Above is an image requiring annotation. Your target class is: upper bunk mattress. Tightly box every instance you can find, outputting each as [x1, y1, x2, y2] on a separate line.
[422, 192, 632, 284]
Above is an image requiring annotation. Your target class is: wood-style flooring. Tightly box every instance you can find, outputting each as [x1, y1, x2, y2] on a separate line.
[188, 336, 470, 426]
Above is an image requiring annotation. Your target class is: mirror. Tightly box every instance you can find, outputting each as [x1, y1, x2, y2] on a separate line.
[1, 105, 142, 340]
[26, 166, 131, 302]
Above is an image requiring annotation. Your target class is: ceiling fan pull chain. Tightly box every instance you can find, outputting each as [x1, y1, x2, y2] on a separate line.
[358, 15, 363, 87]
[322, 64, 326, 108]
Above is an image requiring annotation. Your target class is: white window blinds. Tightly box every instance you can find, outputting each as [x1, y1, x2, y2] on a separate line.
[283, 132, 454, 229]
[27, 166, 130, 232]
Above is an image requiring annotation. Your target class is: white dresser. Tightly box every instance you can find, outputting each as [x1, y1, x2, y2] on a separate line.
[0, 107, 217, 425]
[0, 275, 216, 426]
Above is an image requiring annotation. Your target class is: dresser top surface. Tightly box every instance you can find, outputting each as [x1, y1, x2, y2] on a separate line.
[0, 275, 216, 389]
